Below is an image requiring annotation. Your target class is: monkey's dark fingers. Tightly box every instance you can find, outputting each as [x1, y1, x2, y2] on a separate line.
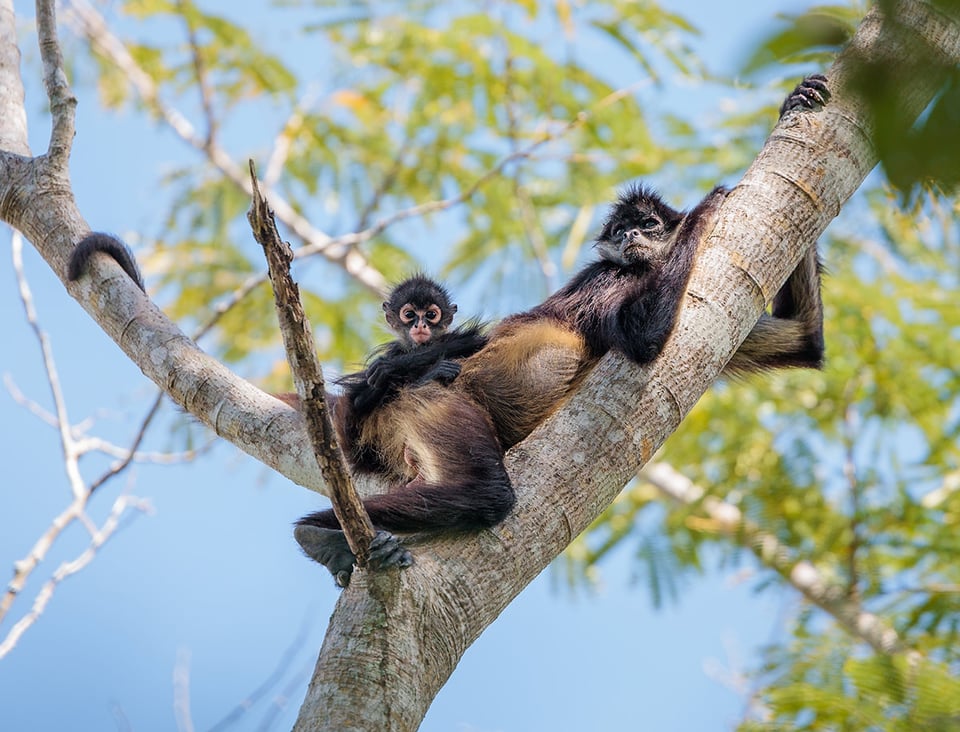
[352, 388, 384, 414]
[366, 360, 398, 390]
[293, 525, 356, 588]
[779, 74, 831, 118]
[417, 360, 461, 386]
[367, 530, 413, 570]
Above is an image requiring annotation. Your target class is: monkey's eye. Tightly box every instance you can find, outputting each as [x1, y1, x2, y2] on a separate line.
[400, 308, 417, 323]
[425, 308, 441, 324]
[637, 216, 660, 231]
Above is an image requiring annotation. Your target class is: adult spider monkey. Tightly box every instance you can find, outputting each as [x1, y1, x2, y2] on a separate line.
[295, 74, 830, 585]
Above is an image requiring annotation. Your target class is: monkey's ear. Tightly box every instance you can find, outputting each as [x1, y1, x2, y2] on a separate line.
[382, 301, 390, 311]
[450, 303, 458, 315]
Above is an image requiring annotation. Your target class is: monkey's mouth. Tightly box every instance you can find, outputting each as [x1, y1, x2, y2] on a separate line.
[410, 331, 431, 345]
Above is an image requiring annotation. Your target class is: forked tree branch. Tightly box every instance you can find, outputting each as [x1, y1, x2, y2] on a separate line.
[0, 233, 155, 656]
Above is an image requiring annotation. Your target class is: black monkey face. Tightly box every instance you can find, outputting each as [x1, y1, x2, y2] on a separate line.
[596, 185, 683, 266]
[383, 274, 457, 346]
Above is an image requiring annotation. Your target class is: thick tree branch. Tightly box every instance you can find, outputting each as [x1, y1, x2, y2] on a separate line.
[295, 3, 960, 729]
[0, 0, 28, 155]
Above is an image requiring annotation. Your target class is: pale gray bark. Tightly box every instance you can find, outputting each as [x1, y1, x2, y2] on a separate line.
[2, 1, 959, 730]
[295, 3, 960, 730]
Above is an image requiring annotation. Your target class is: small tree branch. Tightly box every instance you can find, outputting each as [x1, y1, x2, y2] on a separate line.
[176, 0, 218, 150]
[246, 160, 375, 562]
[0, 492, 153, 659]
[35, 0, 76, 168]
[643, 461, 903, 655]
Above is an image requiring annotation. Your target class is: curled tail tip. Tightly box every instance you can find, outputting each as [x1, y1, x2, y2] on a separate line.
[69, 232, 146, 292]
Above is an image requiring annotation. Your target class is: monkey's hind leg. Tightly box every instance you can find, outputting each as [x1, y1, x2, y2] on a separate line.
[726, 242, 824, 374]
[296, 389, 515, 585]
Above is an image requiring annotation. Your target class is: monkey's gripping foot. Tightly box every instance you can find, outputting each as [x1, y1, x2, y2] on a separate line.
[369, 530, 414, 571]
[779, 74, 830, 118]
[294, 526, 412, 588]
[295, 526, 355, 587]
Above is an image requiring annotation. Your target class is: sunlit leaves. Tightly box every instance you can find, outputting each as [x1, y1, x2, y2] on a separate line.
[70, 1, 960, 726]
[747, 3, 960, 197]
[743, 5, 860, 73]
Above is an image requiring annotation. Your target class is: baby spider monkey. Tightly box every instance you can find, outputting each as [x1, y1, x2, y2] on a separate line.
[339, 274, 487, 421]
[330, 274, 488, 476]
[297, 275, 488, 585]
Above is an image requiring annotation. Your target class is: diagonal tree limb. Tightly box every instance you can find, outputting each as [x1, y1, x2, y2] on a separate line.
[295, 3, 960, 728]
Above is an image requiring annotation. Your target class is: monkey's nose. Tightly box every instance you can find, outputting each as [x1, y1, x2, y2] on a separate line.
[410, 328, 431, 345]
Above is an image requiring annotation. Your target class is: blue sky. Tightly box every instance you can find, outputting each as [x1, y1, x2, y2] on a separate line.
[1, 1, 821, 730]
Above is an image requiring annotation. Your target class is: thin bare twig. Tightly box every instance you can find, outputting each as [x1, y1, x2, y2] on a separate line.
[246, 161, 374, 562]
[11, 232, 83, 497]
[173, 648, 196, 732]
[0, 492, 153, 659]
[502, 44, 557, 289]
[4, 374, 214, 467]
[0, 234, 179, 655]
[643, 461, 903, 655]
[208, 611, 315, 732]
[176, 0, 218, 149]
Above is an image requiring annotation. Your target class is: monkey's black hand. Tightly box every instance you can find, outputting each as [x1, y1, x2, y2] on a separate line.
[779, 74, 830, 118]
[416, 359, 461, 386]
[368, 530, 413, 570]
[351, 382, 389, 416]
[294, 527, 412, 587]
[365, 359, 393, 391]
[294, 525, 355, 588]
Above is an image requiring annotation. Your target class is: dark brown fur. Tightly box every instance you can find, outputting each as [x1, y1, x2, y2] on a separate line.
[299, 75, 830, 584]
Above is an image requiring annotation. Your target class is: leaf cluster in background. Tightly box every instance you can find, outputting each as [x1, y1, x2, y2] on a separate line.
[562, 4, 960, 726]
[75, 0, 734, 375]
[66, 0, 960, 726]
